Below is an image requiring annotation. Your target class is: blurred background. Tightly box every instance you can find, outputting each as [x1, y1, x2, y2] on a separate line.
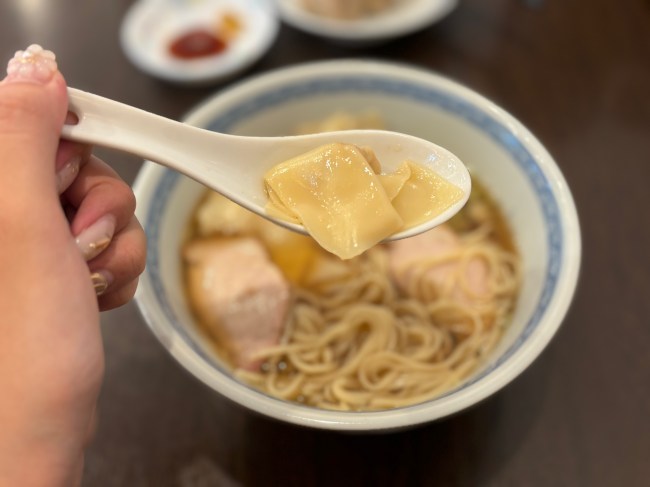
[1, 0, 649, 485]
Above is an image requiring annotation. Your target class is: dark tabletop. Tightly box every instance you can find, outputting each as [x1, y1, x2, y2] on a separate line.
[2, 0, 650, 485]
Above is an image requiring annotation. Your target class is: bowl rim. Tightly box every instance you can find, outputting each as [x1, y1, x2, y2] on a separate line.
[133, 59, 581, 430]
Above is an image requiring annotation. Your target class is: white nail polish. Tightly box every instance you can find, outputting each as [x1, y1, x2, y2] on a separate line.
[5, 44, 58, 84]
[75, 215, 116, 261]
[56, 155, 81, 194]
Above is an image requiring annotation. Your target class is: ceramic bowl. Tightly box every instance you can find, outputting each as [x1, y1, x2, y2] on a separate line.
[133, 60, 581, 431]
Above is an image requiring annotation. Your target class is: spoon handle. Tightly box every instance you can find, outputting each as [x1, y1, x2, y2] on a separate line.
[64, 88, 164, 156]
[61, 88, 288, 215]
[61, 88, 224, 175]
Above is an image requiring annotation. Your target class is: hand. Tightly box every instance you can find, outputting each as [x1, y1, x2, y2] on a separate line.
[60, 143, 145, 311]
[0, 45, 145, 486]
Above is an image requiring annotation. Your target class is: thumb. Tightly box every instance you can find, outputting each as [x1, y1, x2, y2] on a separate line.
[0, 44, 67, 199]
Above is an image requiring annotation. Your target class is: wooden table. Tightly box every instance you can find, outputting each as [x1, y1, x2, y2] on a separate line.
[2, 0, 649, 485]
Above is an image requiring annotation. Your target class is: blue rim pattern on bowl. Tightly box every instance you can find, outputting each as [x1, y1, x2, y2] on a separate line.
[144, 76, 563, 401]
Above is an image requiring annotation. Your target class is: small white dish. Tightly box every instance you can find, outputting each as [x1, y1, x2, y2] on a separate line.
[120, 0, 279, 84]
[276, 0, 457, 44]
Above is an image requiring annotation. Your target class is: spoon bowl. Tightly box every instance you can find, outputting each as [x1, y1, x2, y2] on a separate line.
[61, 88, 470, 240]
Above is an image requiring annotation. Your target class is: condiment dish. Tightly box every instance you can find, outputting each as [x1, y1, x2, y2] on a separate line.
[120, 0, 278, 84]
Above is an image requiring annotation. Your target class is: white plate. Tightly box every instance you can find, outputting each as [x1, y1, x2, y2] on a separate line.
[120, 0, 279, 84]
[276, 0, 457, 44]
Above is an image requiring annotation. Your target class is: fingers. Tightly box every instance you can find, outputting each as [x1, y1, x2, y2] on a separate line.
[97, 279, 140, 312]
[64, 155, 146, 309]
[55, 140, 91, 194]
[0, 44, 146, 310]
[64, 154, 137, 249]
[0, 45, 67, 199]
[91, 217, 146, 311]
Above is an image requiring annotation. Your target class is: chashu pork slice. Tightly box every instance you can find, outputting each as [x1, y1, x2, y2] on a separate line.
[387, 225, 489, 304]
[184, 237, 290, 370]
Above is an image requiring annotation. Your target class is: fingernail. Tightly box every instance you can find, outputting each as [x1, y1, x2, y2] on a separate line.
[90, 271, 113, 296]
[5, 44, 57, 84]
[56, 155, 81, 194]
[75, 215, 116, 261]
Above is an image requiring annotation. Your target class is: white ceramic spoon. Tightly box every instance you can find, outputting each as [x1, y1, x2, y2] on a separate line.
[61, 87, 471, 240]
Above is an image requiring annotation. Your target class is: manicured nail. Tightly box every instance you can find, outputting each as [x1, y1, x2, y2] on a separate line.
[90, 271, 113, 296]
[56, 155, 81, 194]
[75, 215, 116, 261]
[5, 44, 57, 84]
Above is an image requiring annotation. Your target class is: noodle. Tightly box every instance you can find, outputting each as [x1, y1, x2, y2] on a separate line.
[233, 217, 520, 410]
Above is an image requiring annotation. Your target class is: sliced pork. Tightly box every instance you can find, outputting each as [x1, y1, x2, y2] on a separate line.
[184, 237, 290, 370]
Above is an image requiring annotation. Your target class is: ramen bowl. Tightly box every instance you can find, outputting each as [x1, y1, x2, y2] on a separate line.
[133, 60, 581, 431]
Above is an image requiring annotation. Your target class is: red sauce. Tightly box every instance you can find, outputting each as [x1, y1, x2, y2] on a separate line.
[169, 29, 227, 60]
